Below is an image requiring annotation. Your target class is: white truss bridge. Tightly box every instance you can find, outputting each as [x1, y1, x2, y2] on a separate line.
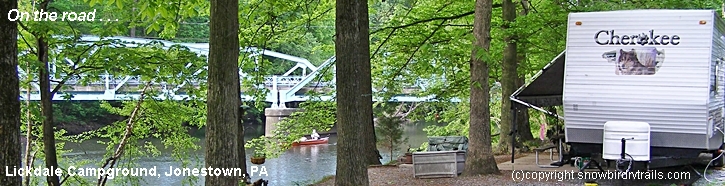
[18, 35, 456, 108]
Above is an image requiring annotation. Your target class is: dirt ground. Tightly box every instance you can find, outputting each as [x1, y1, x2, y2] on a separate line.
[313, 153, 700, 186]
[313, 154, 559, 186]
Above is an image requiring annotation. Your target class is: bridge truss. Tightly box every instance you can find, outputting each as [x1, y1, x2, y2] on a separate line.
[17, 35, 444, 107]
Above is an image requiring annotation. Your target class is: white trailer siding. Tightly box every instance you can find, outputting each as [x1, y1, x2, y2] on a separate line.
[708, 13, 725, 148]
[564, 10, 721, 149]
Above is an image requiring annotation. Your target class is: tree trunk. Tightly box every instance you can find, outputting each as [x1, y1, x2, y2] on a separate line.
[0, 0, 22, 185]
[39, 36, 61, 186]
[462, 0, 500, 176]
[365, 118, 381, 165]
[130, 0, 138, 37]
[334, 0, 372, 184]
[498, 0, 517, 152]
[389, 138, 394, 163]
[515, 76, 534, 142]
[205, 0, 240, 185]
[515, 0, 534, 143]
[24, 63, 33, 186]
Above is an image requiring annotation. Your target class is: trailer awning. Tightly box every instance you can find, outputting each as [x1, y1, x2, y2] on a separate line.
[511, 51, 565, 108]
[509, 51, 566, 164]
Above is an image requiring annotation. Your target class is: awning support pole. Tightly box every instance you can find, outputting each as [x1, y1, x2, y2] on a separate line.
[511, 98, 563, 120]
[511, 105, 517, 163]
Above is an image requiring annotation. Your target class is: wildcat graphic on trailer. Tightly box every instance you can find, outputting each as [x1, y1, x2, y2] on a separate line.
[601, 48, 664, 75]
[510, 9, 725, 170]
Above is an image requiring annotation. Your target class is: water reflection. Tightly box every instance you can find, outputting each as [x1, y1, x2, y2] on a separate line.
[265, 143, 337, 185]
[26, 122, 431, 185]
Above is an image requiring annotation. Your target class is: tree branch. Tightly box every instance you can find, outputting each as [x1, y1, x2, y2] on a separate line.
[98, 82, 152, 186]
[399, 103, 420, 120]
[49, 41, 110, 95]
[49, 65, 104, 96]
[370, 1, 418, 60]
[371, 11, 473, 35]
[520, 0, 531, 14]
[73, 43, 105, 69]
[443, 24, 473, 27]
[370, 28, 397, 60]
[371, 4, 501, 35]
[39, 0, 54, 11]
[379, 19, 447, 96]
[17, 22, 38, 56]
[24, 150, 38, 186]
[59, 168, 71, 185]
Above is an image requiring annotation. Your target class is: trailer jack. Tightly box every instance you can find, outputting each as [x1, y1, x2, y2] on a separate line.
[576, 157, 605, 172]
[616, 138, 635, 172]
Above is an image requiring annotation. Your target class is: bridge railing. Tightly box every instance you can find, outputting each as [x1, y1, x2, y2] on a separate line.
[19, 36, 439, 103]
[40, 73, 329, 89]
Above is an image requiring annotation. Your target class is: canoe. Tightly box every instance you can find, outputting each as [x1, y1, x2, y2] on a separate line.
[292, 137, 329, 146]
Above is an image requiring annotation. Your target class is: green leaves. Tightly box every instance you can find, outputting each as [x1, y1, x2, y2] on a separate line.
[256, 93, 336, 159]
[95, 98, 205, 185]
[244, 137, 282, 158]
[375, 113, 408, 161]
[380, 0, 725, 147]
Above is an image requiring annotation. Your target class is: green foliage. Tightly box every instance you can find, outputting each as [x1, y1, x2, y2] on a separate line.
[376, 114, 408, 162]
[407, 144, 426, 152]
[53, 101, 113, 124]
[422, 83, 503, 143]
[245, 137, 267, 157]
[369, 0, 475, 101]
[19, 101, 96, 185]
[244, 137, 282, 158]
[18, 12, 207, 185]
[235, 0, 336, 107]
[248, 92, 336, 159]
[80, 41, 207, 185]
[416, 142, 429, 152]
[373, 0, 725, 149]
[174, 16, 211, 43]
[15, 0, 725, 185]
[81, 98, 206, 185]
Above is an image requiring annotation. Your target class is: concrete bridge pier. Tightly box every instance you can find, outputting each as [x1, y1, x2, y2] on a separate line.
[264, 108, 302, 136]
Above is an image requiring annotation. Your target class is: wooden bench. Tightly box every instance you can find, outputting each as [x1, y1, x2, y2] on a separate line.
[534, 144, 559, 168]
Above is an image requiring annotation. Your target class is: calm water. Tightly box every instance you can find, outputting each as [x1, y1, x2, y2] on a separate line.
[24, 123, 432, 186]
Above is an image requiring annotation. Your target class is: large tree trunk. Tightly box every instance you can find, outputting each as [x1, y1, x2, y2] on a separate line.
[130, 0, 138, 37]
[205, 0, 240, 185]
[515, 0, 534, 143]
[365, 117, 381, 165]
[39, 36, 61, 186]
[497, 0, 517, 153]
[334, 0, 372, 184]
[462, 0, 500, 176]
[0, 0, 22, 185]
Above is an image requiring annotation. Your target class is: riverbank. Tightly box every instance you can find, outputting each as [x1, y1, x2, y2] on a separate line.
[55, 115, 125, 135]
[42, 100, 265, 135]
[53, 113, 263, 136]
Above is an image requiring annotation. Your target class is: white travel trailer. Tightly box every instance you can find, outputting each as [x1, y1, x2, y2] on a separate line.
[511, 9, 725, 169]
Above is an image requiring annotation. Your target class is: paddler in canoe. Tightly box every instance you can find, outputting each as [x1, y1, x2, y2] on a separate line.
[293, 129, 329, 146]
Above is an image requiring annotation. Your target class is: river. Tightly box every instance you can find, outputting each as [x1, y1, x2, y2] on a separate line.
[23, 122, 433, 186]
